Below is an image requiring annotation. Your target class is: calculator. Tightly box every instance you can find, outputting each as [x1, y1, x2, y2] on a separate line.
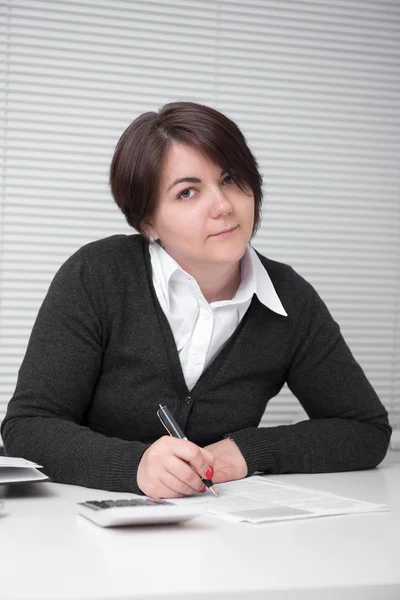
[77, 498, 202, 527]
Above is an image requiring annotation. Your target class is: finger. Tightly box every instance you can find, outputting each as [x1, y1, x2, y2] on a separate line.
[165, 455, 205, 493]
[170, 440, 214, 481]
[149, 481, 186, 500]
[160, 469, 205, 497]
[201, 448, 216, 470]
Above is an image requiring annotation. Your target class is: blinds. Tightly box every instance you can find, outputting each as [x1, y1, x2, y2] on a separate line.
[1, 0, 399, 430]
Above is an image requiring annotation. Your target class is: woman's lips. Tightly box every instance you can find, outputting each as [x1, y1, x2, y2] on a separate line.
[212, 225, 238, 237]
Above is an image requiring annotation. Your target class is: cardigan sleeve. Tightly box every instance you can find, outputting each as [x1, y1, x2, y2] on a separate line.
[1, 249, 150, 494]
[225, 274, 392, 477]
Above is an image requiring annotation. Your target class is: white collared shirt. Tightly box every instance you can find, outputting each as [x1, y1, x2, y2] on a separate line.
[149, 242, 287, 391]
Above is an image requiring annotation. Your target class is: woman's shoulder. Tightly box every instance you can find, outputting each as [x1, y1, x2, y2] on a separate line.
[78, 234, 144, 260]
[254, 249, 309, 289]
[254, 249, 317, 314]
[62, 234, 146, 272]
[52, 234, 147, 289]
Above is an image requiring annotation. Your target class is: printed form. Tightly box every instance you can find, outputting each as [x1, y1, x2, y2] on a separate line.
[172, 476, 389, 524]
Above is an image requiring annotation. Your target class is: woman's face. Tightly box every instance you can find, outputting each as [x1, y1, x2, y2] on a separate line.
[147, 142, 255, 273]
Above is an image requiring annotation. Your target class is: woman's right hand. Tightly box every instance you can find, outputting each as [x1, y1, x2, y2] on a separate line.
[136, 436, 215, 499]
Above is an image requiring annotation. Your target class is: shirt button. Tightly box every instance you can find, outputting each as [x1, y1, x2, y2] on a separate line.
[184, 395, 192, 405]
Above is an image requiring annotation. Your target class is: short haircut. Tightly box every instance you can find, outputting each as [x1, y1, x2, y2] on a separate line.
[110, 101, 263, 238]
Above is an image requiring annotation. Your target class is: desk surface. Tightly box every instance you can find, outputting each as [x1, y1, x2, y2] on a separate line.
[1, 453, 399, 600]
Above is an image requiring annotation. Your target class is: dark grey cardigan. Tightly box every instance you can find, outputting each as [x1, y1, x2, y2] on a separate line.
[1, 235, 391, 494]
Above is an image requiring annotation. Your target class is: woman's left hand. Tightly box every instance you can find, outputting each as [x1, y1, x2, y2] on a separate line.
[202, 438, 248, 484]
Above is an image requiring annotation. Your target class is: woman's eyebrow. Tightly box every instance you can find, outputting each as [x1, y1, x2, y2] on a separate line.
[167, 169, 226, 192]
[167, 176, 201, 192]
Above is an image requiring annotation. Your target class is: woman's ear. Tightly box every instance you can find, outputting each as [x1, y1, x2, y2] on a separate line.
[141, 219, 159, 242]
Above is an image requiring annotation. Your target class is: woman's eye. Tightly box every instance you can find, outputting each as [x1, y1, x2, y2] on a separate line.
[222, 175, 233, 185]
[177, 188, 195, 200]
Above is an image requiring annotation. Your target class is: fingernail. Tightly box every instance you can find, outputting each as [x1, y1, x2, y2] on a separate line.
[200, 485, 206, 493]
[205, 465, 214, 479]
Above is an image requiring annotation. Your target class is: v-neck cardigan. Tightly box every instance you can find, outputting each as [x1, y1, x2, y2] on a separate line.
[1, 234, 391, 494]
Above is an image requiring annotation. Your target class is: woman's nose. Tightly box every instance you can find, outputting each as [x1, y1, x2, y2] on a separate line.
[210, 188, 233, 217]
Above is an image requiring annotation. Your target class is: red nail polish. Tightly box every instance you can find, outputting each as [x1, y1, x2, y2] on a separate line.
[205, 465, 214, 480]
[200, 485, 206, 493]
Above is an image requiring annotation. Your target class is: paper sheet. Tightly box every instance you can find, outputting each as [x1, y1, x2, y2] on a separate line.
[0, 457, 42, 468]
[0, 457, 48, 484]
[171, 476, 389, 523]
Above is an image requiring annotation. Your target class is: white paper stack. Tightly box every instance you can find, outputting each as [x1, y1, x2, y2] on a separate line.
[0, 457, 49, 484]
[171, 476, 389, 524]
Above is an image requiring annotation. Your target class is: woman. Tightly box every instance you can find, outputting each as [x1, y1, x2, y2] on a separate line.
[1, 102, 391, 499]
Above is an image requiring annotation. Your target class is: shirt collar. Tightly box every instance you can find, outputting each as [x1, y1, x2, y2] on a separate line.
[149, 241, 180, 284]
[149, 241, 287, 317]
[148, 242, 181, 311]
[246, 245, 287, 316]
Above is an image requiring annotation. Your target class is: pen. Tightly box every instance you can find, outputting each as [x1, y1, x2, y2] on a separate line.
[157, 403, 217, 496]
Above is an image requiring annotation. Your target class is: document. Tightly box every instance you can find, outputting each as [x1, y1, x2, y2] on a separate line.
[171, 476, 389, 524]
[0, 457, 49, 484]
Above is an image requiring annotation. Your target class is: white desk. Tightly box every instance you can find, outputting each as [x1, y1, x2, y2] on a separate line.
[1, 453, 399, 600]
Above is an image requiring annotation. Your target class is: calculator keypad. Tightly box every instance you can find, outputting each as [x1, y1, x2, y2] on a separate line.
[80, 499, 171, 510]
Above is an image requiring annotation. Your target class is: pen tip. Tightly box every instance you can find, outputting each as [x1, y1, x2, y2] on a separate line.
[209, 485, 217, 496]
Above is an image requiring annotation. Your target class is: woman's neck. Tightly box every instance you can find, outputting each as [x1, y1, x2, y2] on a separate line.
[186, 261, 241, 304]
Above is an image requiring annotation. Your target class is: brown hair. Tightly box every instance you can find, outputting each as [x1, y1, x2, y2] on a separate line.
[110, 101, 263, 238]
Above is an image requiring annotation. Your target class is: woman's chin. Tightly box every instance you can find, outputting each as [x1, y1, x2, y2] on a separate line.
[207, 244, 247, 265]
